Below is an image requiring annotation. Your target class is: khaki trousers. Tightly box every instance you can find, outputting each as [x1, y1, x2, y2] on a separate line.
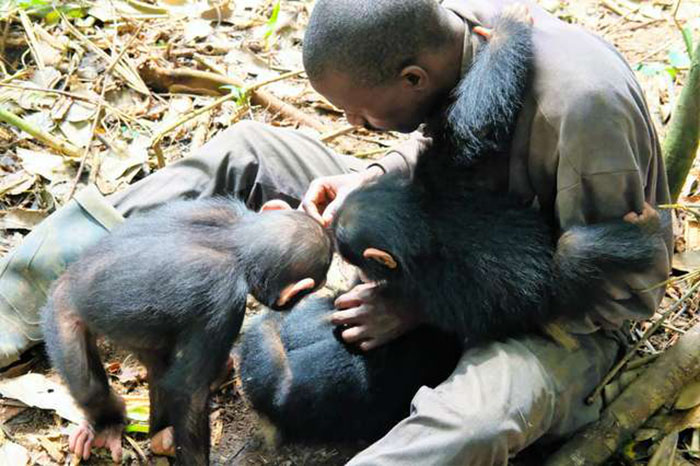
[110, 121, 620, 465]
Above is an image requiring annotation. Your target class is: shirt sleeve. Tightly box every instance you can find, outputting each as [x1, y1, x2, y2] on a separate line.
[546, 90, 673, 332]
[368, 131, 432, 177]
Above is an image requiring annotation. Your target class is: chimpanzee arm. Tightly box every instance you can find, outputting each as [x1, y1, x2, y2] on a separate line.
[446, 7, 534, 164]
[545, 90, 672, 329]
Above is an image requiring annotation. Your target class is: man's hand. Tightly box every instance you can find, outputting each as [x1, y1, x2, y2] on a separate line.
[301, 166, 384, 226]
[331, 283, 422, 351]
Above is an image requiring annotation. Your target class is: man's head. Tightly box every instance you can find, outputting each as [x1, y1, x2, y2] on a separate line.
[303, 0, 464, 133]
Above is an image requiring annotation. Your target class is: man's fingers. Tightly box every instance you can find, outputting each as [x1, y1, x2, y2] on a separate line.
[301, 180, 330, 224]
[341, 325, 368, 343]
[321, 196, 344, 227]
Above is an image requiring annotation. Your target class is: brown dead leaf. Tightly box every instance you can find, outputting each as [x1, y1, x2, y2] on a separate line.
[648, 431, 678, 466]
[16, 149, 74, 182]
[184, 19, 214, 42]
[676, 379, 700, 410]
[672, 251, 700, 273]
[0, 441, 30, 466]
[0, 208, 48, 231]
[37, 436, 64, 463]
[0, 171, 36, 197]
[31, 67, 62, 89]
[18, 111, 55, 139]
[59, 120, 93, 148]
[0, 373, 84, 424]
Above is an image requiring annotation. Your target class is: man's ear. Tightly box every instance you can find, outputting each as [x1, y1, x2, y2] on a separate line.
[276, 278, 316, 307]
[261, 199, 293, 212]
[399, 65, 429, 91]
[363, 247, 397, 269]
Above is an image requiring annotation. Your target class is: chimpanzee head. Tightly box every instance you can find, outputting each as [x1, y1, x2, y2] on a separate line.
[237, 202, 333, 310]
[332, 176, 432, 285]
[302, 0, 464, 133]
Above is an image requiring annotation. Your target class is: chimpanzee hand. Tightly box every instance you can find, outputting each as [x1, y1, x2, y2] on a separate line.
[624, 202, 661, 234]
[301, 166, 384, 226]
[330, 283, 422, 351]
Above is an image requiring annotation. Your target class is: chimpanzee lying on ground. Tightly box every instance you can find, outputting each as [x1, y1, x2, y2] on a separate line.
[237, 294, 462, 443]
[41, 198, 332, 465]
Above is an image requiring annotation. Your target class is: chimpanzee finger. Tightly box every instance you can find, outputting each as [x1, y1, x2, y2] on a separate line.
[82, 430, 95, 460]
[334, 292, 362, 310]
[330, 307, 365, 325]
[108, 437, 123, 463]
[341, 325, 369, 343]
[359, 339, 380, 352]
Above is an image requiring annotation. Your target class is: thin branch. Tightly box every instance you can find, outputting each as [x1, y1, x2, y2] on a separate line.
[0, 107, 82, 158]
[65, 22, 145, 202]
[586, 280, 700, 404]
[320, 124, 356, 143]
[150, 70, 306, 155]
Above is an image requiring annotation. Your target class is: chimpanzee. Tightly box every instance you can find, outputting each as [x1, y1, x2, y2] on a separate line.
[334, 175, 662, 342]
[41, 197, 332, 465]
[332, 10, 663, 342]
[236, 293, 462, 443]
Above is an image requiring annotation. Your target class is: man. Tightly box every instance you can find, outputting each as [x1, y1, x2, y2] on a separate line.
[0, 0, 671, 463]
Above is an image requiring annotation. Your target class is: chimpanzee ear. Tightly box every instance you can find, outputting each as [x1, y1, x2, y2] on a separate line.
[363, 248, 398, 269]
[276, 278, 316, 307]
[261, 200, 293, 212]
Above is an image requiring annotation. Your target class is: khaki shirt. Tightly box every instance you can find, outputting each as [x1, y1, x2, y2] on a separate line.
[372, 0, 673, 333]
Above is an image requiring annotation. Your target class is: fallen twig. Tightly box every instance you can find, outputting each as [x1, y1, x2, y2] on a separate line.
[17, 9, 44, 70]
[66, 23, 145, 202]
[0, 107, 82, 158]
[139, 62, 326, 131]
[149, 69, 314, 157]
[58, 10, 150, 95]
[547, 320, 700, 465]
[586, 280, 700, 404]
[320, 124, 356, 143]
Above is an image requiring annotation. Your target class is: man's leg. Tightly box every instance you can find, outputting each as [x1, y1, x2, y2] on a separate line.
[348, 330, 621, 466]
[109, 120, 364, 216]
[0, 120, 362, 366]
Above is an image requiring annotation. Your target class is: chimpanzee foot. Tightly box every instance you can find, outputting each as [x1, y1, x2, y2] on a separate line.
[151, 426, 176, 457]
[69, 421, 123, 462]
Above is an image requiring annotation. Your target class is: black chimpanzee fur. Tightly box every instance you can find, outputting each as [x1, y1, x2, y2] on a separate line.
[237, 294, 462, 443]
[42, 197, 332, 465]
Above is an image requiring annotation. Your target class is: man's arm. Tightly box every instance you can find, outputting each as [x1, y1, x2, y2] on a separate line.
[367, 131, 432, 178]
[546, 90, 673, 331]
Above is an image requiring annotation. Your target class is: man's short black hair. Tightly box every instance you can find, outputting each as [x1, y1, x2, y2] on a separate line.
[303, 0, 450, 86]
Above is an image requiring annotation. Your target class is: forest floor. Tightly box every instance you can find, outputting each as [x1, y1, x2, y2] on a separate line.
[1, 0, 700, 464]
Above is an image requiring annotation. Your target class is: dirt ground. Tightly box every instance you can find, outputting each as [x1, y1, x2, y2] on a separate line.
[1, 0, 700, 464]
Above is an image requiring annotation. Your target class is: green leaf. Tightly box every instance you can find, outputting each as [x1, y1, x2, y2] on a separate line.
[681, 27, 694, 58]
[264, 0, 281, 39]
[125, 423, 150, 434]
[127, 404, 150, 422]
[636, 62, 666, 76]
[219, 84, 249, 106]
[668, 49, 691, 68]
[45, 9, 59, 24]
